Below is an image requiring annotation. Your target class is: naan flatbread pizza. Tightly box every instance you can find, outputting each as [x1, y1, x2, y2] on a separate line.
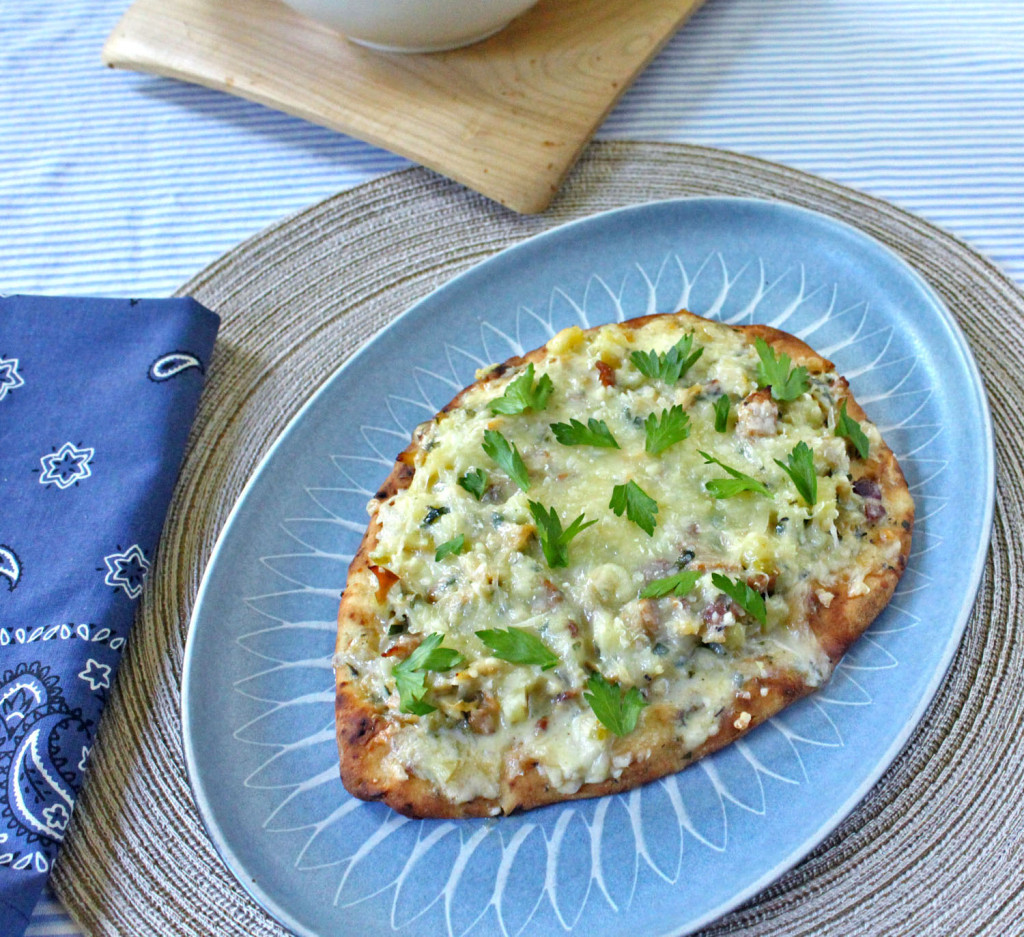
[333, 310, 913, 818]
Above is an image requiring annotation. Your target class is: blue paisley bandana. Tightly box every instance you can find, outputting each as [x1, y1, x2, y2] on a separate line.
[0, 295, 219, 936]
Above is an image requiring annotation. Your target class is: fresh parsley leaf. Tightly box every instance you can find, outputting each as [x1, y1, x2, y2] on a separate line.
[475, 626, 560, 670]
[584, 672, 647, 736]
[836, 400, 870, 459]
[408, 634, 465, 673]
[527, 500, 598, 568]
[392, 668, 434, 715]
[774, 441, 818, 506]
[698, 450, 771, 498]
[392, 633, 465, 715]
[711, 572, 767, 626]
[550, 417, 620, 449]
[458, 468, 488, 500]
[713, 394, 731, 433]
[609, 480, 659, 536]
[434, 533, 466, 561]
[630, 334, 704, 384]
[640, 568, 702, 599]
[644, 405, 691, 455]
[489, 363, 554, 415]
[754, 338, 810, 401]
[482, 429, 530, 491]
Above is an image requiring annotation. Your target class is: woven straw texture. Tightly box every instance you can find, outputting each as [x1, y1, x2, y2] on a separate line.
[52, 142, 1023, 936]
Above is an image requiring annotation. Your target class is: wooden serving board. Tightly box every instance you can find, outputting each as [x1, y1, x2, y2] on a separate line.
[102, 0, 706, 213]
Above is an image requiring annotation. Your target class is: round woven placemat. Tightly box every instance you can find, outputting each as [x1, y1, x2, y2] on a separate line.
[53, 141, 1023, 936]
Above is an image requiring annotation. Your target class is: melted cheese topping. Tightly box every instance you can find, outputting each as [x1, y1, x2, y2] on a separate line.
[337, 316, 896, 806]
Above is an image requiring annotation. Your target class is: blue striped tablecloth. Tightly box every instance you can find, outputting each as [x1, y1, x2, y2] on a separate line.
[3, 1, 1021, 933]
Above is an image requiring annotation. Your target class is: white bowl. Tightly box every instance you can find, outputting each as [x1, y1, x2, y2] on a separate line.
[281, 0, 540, 53]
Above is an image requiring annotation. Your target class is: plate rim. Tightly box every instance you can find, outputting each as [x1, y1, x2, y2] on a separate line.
[181, 194, 996, 937]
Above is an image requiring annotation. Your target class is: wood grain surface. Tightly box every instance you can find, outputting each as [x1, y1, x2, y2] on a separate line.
[102, 0, 705, 213]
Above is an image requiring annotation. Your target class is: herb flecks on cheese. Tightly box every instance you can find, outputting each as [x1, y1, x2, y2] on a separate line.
[345, 316, 892, 804]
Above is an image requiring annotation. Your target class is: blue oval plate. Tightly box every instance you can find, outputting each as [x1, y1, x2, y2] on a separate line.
[182, 198, 993, 937]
